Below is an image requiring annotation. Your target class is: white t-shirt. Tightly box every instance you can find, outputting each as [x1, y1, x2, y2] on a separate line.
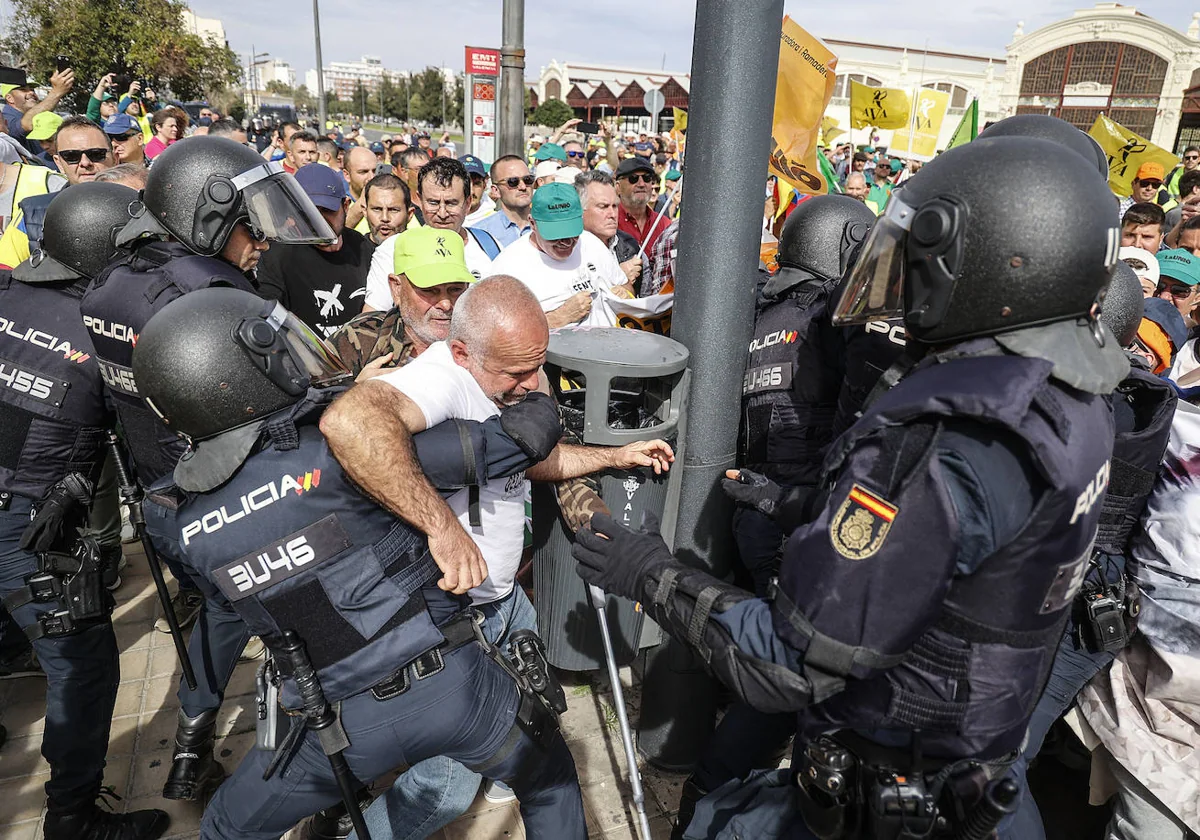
[377, 342, 528, 605]
[487, 231, 626, 326]
[363, 228, 495, 311]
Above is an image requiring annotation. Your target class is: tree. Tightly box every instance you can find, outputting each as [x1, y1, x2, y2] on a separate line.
[530, 98, 574, 129]
[409, 66, 449, 127]
[293, 84, 315, 113]
[5, 0, 242, 111]
[265, 80, 293, 97]
[447, 74, 464, 129]
[380, 74, 407, 123]
[351, 80, 371, 120]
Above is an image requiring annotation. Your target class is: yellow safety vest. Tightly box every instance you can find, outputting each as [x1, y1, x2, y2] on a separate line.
[0, 163, 59, 268]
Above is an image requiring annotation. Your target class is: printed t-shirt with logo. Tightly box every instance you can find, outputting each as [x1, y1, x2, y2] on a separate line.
[376, 341, 527, 605]
[488, 231, 626, 326]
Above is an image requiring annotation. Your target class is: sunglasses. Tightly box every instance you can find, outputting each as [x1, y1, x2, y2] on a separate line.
[1138, 180, 1163, 189]
[565, 150, 586, 159]
[1187, 155, 1200, 161]
[499, 175, 535, 189]
[58, 147, 110, 164]
[622, 173, 656, 185]
[1158, 282, 1194, 298]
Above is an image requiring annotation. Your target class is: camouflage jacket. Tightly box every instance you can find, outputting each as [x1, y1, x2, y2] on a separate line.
[326, 307, 608, 531]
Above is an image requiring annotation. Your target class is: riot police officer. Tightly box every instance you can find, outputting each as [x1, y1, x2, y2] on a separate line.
[572, 136, 1126, 839]
[130, 287, 585, 840]
[0, 183, 169, 839]
[80, 135, 340, 802]
[998, 260, 1176, 839]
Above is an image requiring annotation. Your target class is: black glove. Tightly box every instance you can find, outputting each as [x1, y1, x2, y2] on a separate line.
[20, 473, 94, 553]
[572, 512, 674, 602]
[721, 469, 785, 516]
[500, 392, 563, 461]
[721, 469, 819, 534]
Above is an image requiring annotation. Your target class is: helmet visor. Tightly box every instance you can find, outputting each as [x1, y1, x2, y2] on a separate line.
[831, 195, 915, 326]
[232, 163, 337, 245]
[238, 302, 352, 396]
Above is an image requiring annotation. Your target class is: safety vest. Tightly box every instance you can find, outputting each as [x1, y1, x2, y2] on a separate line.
[1165, 165, 1184, 199]
[0, 271, 110, 499]
[0, 163, 61, 267]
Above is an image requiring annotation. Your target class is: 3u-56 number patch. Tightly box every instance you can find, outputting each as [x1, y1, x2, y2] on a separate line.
[830, 483, 898, 560]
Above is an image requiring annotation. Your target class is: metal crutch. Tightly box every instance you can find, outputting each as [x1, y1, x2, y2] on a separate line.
[588, 583, 653, 840]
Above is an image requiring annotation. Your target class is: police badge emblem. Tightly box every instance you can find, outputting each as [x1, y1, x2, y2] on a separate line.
[829, 483, 897, 560]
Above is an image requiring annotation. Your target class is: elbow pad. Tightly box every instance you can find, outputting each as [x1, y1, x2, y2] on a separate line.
[499, 392, 563, 461]
[640, 565, 815, 714]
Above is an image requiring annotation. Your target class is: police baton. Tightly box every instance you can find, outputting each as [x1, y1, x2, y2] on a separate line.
[279, 629, 371, 840]
[105, 432, 197, 690]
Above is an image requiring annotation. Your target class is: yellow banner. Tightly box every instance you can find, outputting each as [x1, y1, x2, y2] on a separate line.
[1087, 114, 1180, 198]
[769, 16, 839, 195]
[671, 107, 688, 133]
[889, 88, 950, 161]
[849, 81, 910, 130]
[820, 116, 845, 146]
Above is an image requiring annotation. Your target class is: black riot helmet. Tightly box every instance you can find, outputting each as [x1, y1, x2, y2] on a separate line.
[12, 182, 136, 283]
[978, 114, 1108, 179]
[1102, 260, 1144, 348]
[117, 136, 336, 257]
[132, 287, 351, 443]
[776, 194, 876, 280]
[833, 136, 1121, 345]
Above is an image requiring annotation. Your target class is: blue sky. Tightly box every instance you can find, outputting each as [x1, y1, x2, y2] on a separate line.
[11, 1, 1193, 82]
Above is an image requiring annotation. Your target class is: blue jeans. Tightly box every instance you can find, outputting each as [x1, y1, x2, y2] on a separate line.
[202, 618, 585, 840]
[358, 585, 542, 840]
[0, 499, 120, 809]
[143, 498, 250, 717]
[997, 621, 1115, 840]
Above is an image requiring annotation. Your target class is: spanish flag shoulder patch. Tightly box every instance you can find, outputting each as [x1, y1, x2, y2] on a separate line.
[830, 483, 898, 560]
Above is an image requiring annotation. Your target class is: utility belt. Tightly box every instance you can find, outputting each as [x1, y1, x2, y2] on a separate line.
[256, 609, 567, 754]
[1073, 554, 1140, 655]
[795, 731, 1020, 840]
[3, 535, 115, 640]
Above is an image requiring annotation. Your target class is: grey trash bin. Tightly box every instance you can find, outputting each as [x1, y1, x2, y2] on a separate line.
[532, 327, 690, 671]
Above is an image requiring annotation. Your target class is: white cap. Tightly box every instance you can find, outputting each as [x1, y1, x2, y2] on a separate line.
[534, 160, 561, 180]
[553, 166, 583, 185]
[1119, 246, 1160, 285]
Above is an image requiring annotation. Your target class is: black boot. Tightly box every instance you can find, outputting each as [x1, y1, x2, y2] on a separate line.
[671, 777, 708, 840]
[162, 708, 226, 800]
[44, 800, 170, 840]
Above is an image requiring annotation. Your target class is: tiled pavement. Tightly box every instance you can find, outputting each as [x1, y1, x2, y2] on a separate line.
[0, 539, 687, 840]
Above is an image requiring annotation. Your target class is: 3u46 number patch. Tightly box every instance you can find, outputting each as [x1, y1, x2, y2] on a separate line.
[829, 483, 898, 560]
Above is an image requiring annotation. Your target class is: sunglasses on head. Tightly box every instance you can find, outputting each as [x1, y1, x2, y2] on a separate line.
[58, 148, 110, 164]
[499, 175, 535, 189]
[622, 173, 656, 185]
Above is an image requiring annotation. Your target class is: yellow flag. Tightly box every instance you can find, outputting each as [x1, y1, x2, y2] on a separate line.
[820, 116, 845, 146]
[769, 16, 839, 195]
[672, 107, 688, 133]
[889, 88, 950, 161]
[1087, 114, 1180, 198]
[849, 81, 910, 130]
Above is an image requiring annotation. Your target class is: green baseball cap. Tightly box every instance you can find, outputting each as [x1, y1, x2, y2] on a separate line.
[1157, 248, 1200, 288]
[535, 142, 567, 163]
[392, 226, 475, 288]
[27, 111, 61, 141]
[531, 183, 583, 240]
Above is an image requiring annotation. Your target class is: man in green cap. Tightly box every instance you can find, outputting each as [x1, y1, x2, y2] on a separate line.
[26, 111, 63, 169]
[489, 181, 632, 328]
[328, 224, 474, 377]
[1154, 248, 1200, 325]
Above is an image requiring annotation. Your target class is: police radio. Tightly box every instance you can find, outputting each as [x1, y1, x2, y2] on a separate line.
[1076, 557, 1138, 654]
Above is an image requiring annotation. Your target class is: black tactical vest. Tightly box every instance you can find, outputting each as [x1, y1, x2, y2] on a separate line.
[81, 242, 255, 486]
[740, 272, 844, 487]
[176, 418, 447, 703]
[831, 318, 907, 438]
[777, 347, 1115, 760]
[0, 272, 110, 499]
[1094, 366, 1176, 556]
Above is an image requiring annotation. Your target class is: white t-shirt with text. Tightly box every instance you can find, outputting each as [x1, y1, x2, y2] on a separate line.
[377, 342, 527, 605]
[487, 231, 626, 326]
